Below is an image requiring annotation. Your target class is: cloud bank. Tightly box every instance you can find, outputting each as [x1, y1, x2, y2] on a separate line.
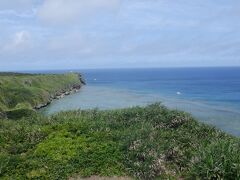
[0, 0, 240, 70]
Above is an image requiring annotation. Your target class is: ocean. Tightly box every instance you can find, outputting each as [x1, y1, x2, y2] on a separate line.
[37, 67, 240, 136]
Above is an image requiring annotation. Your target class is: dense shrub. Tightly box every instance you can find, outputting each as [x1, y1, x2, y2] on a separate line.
[0, 104, 239, 179]
[5, 108, 37, 119]
[189, 139, 240, 179]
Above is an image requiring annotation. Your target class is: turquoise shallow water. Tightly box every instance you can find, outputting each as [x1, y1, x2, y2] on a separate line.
[38, 68, 240, 136]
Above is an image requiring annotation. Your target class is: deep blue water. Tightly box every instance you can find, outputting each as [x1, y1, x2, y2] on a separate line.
[82, 67, 240, 109]
[30, 67, 240, 136]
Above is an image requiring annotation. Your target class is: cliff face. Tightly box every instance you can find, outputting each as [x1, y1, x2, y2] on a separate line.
[0, 72, 85, 118]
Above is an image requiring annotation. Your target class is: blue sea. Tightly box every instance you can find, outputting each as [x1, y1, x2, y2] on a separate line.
[36, 67, 240, 136]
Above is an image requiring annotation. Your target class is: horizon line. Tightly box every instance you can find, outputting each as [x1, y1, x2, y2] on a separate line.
[1, 65, 240, 72]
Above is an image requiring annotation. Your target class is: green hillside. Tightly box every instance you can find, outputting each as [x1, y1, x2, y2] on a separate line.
[1, 104, 240, 179]
[0, 72, 84, 118]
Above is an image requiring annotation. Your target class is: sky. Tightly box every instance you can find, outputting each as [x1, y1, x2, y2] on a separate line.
[0, 0, 240, 71]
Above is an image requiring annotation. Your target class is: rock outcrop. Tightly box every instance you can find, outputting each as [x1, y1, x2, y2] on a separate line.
[34, 80, 83, 110]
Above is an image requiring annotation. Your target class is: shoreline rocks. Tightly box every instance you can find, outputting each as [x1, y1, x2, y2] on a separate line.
[34, 84, 82, 110]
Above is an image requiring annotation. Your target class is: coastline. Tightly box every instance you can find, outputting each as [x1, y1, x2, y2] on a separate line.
[34, 83, 82, 110]
[41, 85, 240, 136]
[0, 72, 85, 118]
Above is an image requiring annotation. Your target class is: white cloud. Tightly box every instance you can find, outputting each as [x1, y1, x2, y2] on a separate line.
[38, 0, 120, 25]
[14, 31, 30, 45]
[1, 31, 31, 53]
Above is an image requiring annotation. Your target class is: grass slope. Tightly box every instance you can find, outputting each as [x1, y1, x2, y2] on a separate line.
[1, 103, 240, 179]
[0, 73, 83, 118]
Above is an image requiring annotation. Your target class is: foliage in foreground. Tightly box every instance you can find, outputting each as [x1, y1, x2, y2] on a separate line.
[0, 103, 240, 179]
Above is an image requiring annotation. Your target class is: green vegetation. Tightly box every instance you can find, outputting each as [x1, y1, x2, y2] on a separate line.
[1, 73, 239, 179]
[0, 72, 83, 118]
[1, 103, 240, 179]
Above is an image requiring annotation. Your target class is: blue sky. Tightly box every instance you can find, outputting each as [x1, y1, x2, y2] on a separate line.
[0, 0, 240, 70]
